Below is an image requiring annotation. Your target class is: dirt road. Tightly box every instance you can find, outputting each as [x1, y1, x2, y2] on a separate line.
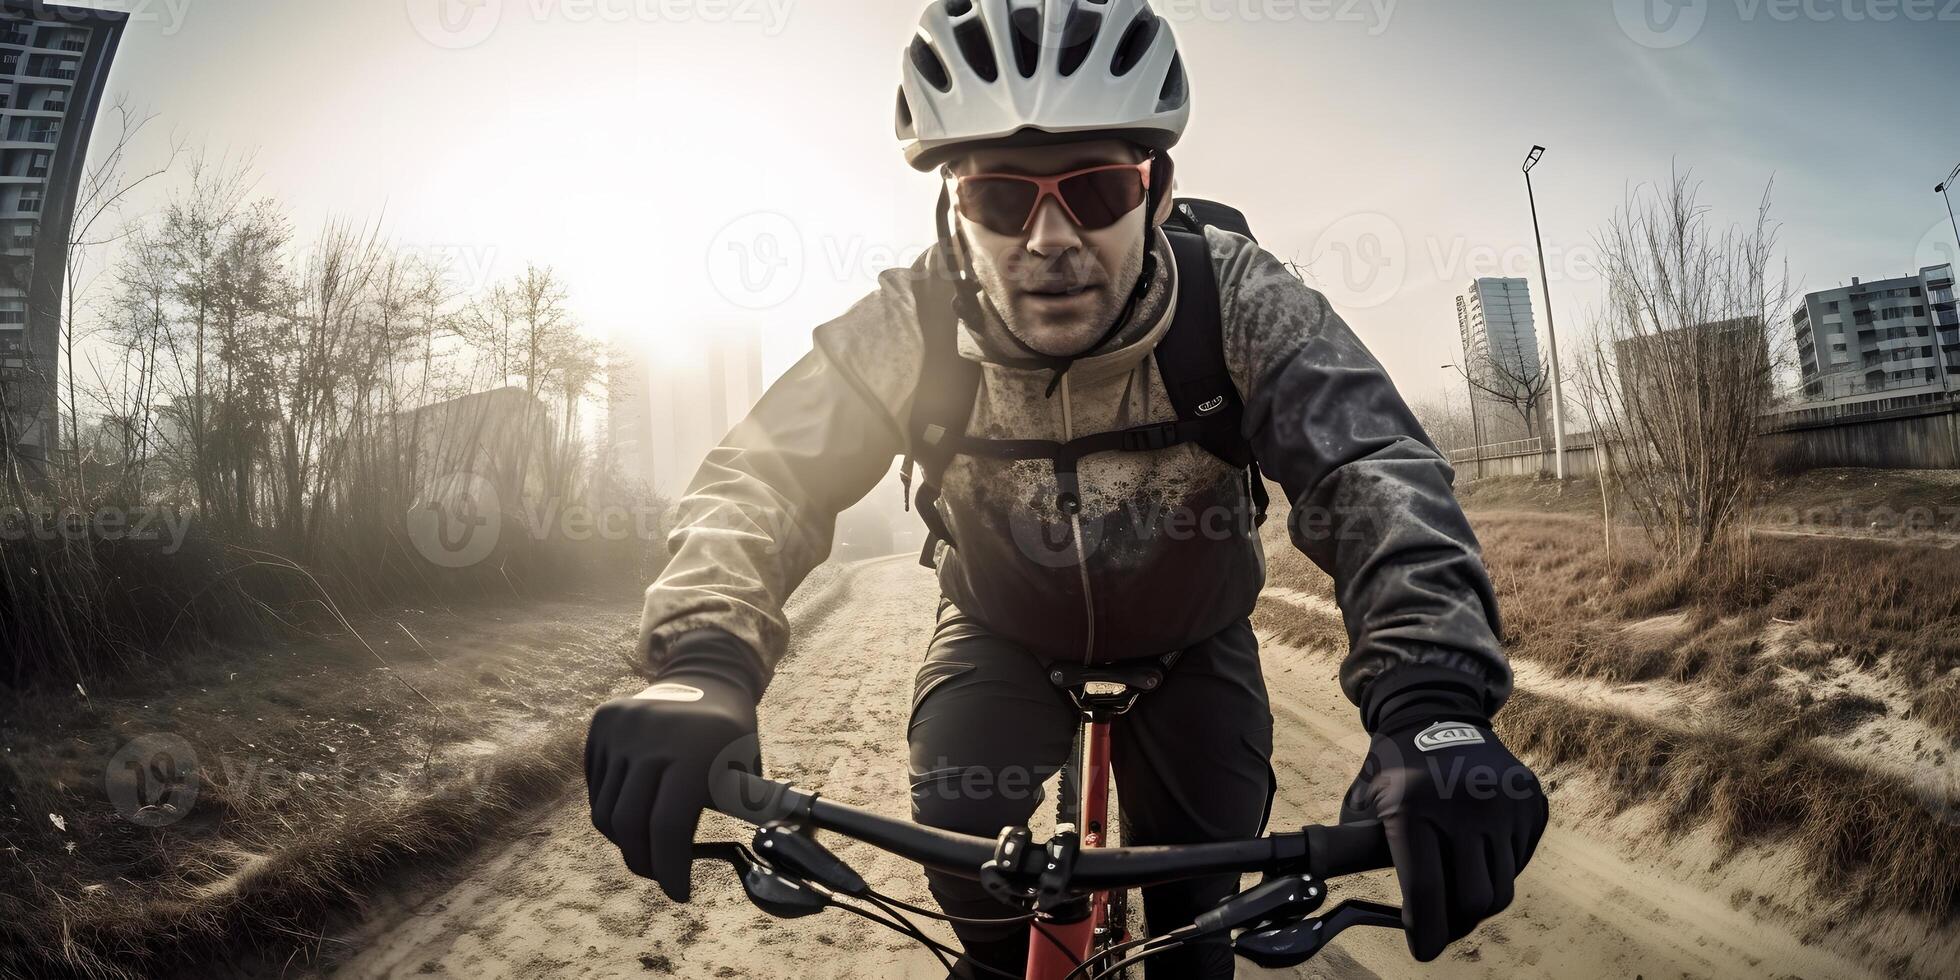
[315, 556, 1930, 979]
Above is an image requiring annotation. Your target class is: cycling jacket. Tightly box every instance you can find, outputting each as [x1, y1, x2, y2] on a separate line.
[637, 226, 1513, 714]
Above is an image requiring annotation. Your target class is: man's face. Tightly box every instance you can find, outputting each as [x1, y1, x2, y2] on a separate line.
[946, 140, 1153, 358]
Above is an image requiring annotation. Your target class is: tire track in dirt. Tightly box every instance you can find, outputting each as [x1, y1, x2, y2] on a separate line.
[316, 562, 1934, 979]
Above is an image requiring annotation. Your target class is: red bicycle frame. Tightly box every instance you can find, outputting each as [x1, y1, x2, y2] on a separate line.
[1025, 712, 1120, 978]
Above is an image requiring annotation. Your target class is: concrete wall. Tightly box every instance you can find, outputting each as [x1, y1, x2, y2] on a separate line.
[1448, 397, 1960, 480]
[1758, 398, 1960, 470]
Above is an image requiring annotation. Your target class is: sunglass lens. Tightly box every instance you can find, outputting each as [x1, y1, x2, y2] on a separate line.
[956, 177, 1041, 235]
[1058, 168, 1147, 230]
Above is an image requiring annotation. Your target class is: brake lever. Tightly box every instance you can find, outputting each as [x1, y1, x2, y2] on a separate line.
[690, 841, 829, 919]
[752, 821, 869, 896]
[1232, 899, 1403, 968]
[1192, 874, 1325, 934]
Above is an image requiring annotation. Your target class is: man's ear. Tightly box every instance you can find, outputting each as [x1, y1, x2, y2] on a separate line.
[1148, 152, 1177, 226]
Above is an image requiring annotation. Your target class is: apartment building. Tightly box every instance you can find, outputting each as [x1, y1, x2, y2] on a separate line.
[1794, 263, 1959, 402]
[1454, 277, 1546, 443]
[0, 0, 125, 470]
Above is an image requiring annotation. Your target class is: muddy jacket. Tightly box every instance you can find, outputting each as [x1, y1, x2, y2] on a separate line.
[638, 227, 1512, 714]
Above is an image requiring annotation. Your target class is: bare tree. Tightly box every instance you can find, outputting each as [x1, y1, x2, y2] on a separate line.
[58, 97, 180, 501]
[1409, 388, 1477, 455]
[1453, 330, 1552, 444]
[1575, 171, 1786, 566]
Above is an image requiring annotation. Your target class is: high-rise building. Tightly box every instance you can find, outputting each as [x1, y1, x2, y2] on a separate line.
[0, 0, 125, 471]
[1793, 264, 1959, 402]
[1453, 277, 1545, 443]
[608, 325, 765, 499]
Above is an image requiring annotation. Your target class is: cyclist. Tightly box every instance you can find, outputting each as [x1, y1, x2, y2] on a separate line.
[587, 2, 1547, 976]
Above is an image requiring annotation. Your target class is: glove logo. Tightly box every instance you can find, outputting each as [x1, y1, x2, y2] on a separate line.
[1413, 721, 1485, 752]
[633, 683, 706, 702]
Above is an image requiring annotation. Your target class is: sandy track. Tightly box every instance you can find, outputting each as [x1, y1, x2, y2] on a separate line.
[316, 557, 1929, 980]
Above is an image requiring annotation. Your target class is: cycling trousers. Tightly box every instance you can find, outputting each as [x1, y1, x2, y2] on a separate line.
[908, 600, 1277, 980]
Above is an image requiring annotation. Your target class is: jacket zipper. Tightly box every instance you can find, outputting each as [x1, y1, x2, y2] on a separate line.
[1059, 372, 1096, 664]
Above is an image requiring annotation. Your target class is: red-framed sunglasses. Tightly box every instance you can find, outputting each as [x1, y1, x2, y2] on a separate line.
[952, 159, 1153, 236]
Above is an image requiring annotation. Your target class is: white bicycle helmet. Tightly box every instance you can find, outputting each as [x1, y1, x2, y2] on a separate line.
[896, 0, 1190, 172]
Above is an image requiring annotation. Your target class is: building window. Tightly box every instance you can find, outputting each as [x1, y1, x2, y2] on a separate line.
[0, 309, 25, 324]
[17, 195, 39, 213]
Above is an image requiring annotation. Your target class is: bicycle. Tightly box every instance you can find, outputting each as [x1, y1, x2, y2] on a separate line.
[690, 658, 1406, 980]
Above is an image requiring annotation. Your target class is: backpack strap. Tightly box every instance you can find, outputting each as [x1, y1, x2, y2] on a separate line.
[901, 272, 983, 567]
[1157, 229, 1269, 525]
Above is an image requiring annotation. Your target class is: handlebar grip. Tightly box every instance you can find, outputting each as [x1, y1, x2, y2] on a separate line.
[709, 769, 812, 825]
[1306, 822, 1393, 880]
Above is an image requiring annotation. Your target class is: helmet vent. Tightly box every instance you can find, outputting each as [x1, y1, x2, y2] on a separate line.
[952, 17, 998, 83]
[895, 87, 915, 136]
[944, 0, 972, 15]
[1056, 6, 1102, 77]
[1110, 8, 1158, 77]
[1155, 51, 1186, 109]
[909, 34, 952, 92]
[1009, 6, 1041, 78]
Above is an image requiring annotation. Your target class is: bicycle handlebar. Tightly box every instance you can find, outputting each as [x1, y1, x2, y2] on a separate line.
[709, 770, 1393, 891]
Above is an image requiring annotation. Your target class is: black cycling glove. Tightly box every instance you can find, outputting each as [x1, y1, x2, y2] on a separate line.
[586, 628, 763, 902]
[1342, 666, 1548, 962]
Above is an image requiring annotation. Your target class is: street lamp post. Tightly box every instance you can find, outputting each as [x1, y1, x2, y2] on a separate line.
[1442, 363, 1484, 479]
[1522, 145, 1568, 480]
[1937, 163, 1960, 392]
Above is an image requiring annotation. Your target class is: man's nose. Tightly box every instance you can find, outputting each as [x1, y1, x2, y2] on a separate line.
[1024, 196, 1084, 257]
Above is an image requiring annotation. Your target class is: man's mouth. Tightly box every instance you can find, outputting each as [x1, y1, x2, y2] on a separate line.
[1021, 281, 1101, 298]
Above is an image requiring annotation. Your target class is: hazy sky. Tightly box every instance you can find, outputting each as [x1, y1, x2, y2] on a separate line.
[71, 0, 1960, 403]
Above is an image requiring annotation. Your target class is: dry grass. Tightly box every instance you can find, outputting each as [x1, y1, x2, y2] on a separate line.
[0, 726, 582, 980]
[1499, 692, 1958, 921]
[1256, 493, 1960, 923]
